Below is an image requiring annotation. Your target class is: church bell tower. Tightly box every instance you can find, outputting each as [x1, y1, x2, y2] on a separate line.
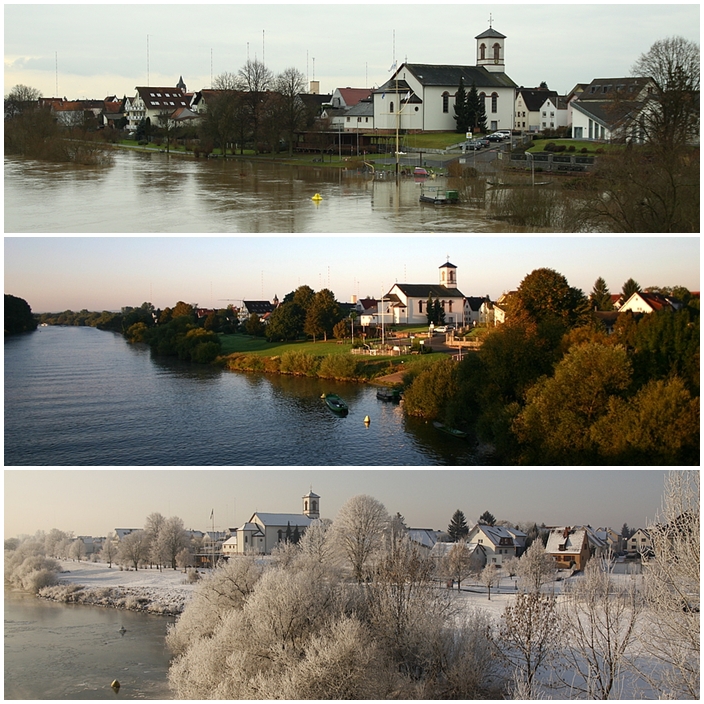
[302, 489, 320, 520]
[476, 24, 506, 73]
[439, 261, 458, 289]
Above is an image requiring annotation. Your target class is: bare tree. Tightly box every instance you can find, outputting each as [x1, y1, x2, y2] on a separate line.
[443, 541, 474, 590]
[275, 67, 307, 156]
[69, 538, 86, 562]
[4, 84, 41, 118]
[298, 518, 334, 564]
[637, 470, 699, 698]
[158, 516, 188, 570]
[333, 494, 389, 582]
[631, 36, 700, 150]
[238, 58, 274, 153]
[560, 558, 641, 699]
[212, 72, 241, 91]
[117, 529, 149, 570]
[479, 564, 502, 600]
[496, 591, 561, 699]
[101, 532, 117, 567]
[515, 539, 555, 593]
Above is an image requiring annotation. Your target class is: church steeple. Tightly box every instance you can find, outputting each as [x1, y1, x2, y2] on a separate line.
[302, 488, 320, 519]
[476, 25, 506, 73]
[439, 260, 458, 289]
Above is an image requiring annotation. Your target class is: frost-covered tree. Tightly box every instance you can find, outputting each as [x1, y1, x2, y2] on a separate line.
[479, 564, 502, 600]
[157, 516, 188, 570]
[333, 494, 389, 582]
[69, 538, 85, 562]
[167, 555, 261, 656]
[560, 559, 641, 698]
[496, 591, 561, 699]
[144, 512, 166, 568]
[298, 518, 334, 564]
[101, 532, 117, 567]
[515, 540, 555, 593]
[443, 541, 474, 590]
[638, 470, 700, 698]
[117, 530, 149, 570]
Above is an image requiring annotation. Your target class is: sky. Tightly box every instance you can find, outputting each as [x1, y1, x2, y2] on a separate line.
[4, 3, 700, 100]
[4, 469, 671, 538]
[4, 235, 700, 312]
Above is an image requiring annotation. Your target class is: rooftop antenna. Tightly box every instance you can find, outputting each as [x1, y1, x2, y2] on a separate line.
[263, 29, 265, 66]
[210, 48, 213, 88]
[146, 34, 150, 86]
[247, 42, 250, 63]
[312, 57, 315, 82]
[55, 52, 58, 96]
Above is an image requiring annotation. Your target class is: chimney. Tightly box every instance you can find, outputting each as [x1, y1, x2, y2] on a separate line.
[563, 527, 570, 539]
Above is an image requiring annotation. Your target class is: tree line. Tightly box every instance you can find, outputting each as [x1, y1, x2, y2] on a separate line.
[4, 294, 38, 334]
[403, 267, 699, 465]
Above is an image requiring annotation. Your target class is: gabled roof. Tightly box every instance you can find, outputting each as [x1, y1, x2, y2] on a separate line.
[335, 87, 372, 106]
[571, 98, 646, 131]
[465, 296, 491, 312]
[408, 528, 441, 550]
[391, 283, 466, 298]
[621, 291, 682, 313]
[345, 100, 374, 117]
[545, 526, 589, 555]
[251, 512, 313, 528]
[475, 27, 506, 40]
[384, 64, 516, 91]
[578, 77, 654, 102]
[135, 86, 190, 112]
[517, 87, 558, 112]
[243, 300, 275, 315]
[472, 523, 523, 547]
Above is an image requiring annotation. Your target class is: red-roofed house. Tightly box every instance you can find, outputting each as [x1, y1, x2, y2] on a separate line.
[330, 87, 372, 109]
[126, 83, 192, 132]
[619, 291, 683, 314]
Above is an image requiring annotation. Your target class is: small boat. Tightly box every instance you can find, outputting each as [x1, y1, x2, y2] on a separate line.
[376, 387, 402, 402]
[414, 167, 429, 177]
[419, 187, 459, 205]
[433, 421, 467, 439]
[322, 393, 348, 415]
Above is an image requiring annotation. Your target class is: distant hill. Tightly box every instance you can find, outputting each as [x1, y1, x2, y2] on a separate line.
[5, 294, 38, 334]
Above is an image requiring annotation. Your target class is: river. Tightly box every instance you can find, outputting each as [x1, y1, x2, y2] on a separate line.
[4, 326, 484, 466]
[5, 150, 517, 233]
[4, 591, 172, 700]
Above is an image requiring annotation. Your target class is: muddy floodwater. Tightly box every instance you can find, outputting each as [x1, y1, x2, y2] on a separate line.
[5, 150, 531, 233]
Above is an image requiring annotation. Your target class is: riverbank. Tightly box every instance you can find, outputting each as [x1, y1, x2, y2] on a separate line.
[37, 560, 197, 615]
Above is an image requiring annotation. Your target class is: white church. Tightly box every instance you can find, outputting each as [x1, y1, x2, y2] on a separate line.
[381, 261, 470, 327]
[222, 489, 321, 556]
[372, 24, 516, 133]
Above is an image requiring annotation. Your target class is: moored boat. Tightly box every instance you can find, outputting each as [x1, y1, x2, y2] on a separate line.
[432, 421, 467, 438]
[322, 393, 348, 414]
[376, 387, 402, 402]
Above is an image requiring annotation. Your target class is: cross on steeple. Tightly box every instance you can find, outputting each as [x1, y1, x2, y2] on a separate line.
[488, 12, 493, 28]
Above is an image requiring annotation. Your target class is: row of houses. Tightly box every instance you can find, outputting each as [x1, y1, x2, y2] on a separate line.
[38, 23, 670, 147]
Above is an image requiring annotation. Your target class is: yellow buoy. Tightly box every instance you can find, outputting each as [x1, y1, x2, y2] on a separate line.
[364, 415, 371, 425]
[111, 680, 120, 690]
[311, 193, 323, 201]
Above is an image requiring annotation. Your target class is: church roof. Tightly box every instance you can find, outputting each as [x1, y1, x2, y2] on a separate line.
[386, 64, 516, 90]
[303, 490, 320, 499]
[475, 27, 507, 40]
[251, 512, 313, 528]
[439, 261, 457, 269]
[391, 283, 466, 298]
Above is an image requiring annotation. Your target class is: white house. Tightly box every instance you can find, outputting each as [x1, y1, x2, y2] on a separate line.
[383, 261, 468, 326]
[514, 86, 556, 132]
[538, 95, 568, 130]
[619, 291, 682, 314]
[466, 523, 526, 566]
[372, 25, 516, 133]
[627, 528, 653, 556]
[570, 77, 656, 141]
[125, 80, 191, 132]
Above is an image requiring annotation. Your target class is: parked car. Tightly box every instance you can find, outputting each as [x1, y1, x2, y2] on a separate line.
[476, 138, 491, 147]
[465, 141, 482, 150]
[435, 324, 455, 333]
[495, 129, 512, 137]
[486, 133, 505, 142]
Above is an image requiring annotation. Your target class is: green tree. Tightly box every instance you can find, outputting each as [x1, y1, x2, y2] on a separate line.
[426, 294, 434, 326]
[304, 289, 341, 342]
[447, 509, 469, 542]
[589, 277, 614, 311]
[510, 268, 589, 328]
[478, 511, 496, 526]
[403, 357, 457, 420]
[592, 376, 699, 464]
[620, 277, 641, 304]
[466, 81, 487, 133]
[172, 301, 196, 320]
[433, 299, 446, 325]
[266, 301, 306, 341]
[513, 342, 632, 462]
[245, 313, 266, 337]
[4, 294, 38, 334]
[453, 76, 469, 133]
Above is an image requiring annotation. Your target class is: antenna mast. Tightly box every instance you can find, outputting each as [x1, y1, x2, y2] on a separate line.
[146, 34, 150, 86]
[55, 52, 58, 96]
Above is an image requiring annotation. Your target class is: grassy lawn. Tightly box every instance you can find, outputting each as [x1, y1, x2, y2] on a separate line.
[527, 139, 625, 154]
[220, 335, 353, 357]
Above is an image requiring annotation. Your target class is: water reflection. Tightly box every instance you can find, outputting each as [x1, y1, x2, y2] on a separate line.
[6, 150, 524, 233]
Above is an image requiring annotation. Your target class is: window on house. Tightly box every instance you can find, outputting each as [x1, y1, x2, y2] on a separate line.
[542, 111, 546, 117]
[550, 112, 555, 117]
[390, 101, 394, 113]
[493, 43, 501, 62]
[491, 93, 498, 113]
[418, 300, 423, 313]
[448, 301, 453, 312]
[442, 92, 449, 113]
[365, 117, 369, 122]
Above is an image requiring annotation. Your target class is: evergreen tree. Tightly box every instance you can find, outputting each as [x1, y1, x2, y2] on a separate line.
[285, 522, 292, 542]
[479, 510, 496, 526]
[466, 81, 487, 134]
[589, 277, 614, 311]
[292, 525, 300, 544]
[620, 277, 641, 304]
[621, 523, 631, 540]
[453, 76, 469, 134]
[426, 295, 434, 325]
[447, 509, 469, 542]
[433, 299, 445, 325]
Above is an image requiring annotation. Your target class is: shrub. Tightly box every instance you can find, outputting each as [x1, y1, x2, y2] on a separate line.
[317, 355, 359, 380]
[580, 147, 588, 153]
[568, 145, 576, 152]
[544, 142, 556, 152]
[280, 352, 320, 376]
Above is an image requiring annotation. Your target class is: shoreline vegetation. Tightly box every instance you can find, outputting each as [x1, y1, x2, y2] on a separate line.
[20, 266, 701, 465]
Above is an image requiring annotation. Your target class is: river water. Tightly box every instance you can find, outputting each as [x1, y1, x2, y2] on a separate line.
[4, 591, 172, 700]
[4, 326, 483, 466]
[4, 150, 515, 233]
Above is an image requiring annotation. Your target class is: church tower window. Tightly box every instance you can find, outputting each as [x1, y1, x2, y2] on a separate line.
[442, 92, 450, 113]
[480, 43, 486, 60]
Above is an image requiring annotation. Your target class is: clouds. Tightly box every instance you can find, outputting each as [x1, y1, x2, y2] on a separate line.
[5, 4, 699, 99]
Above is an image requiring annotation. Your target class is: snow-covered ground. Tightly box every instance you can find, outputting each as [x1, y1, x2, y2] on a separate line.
[38, 560, 200, 615]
